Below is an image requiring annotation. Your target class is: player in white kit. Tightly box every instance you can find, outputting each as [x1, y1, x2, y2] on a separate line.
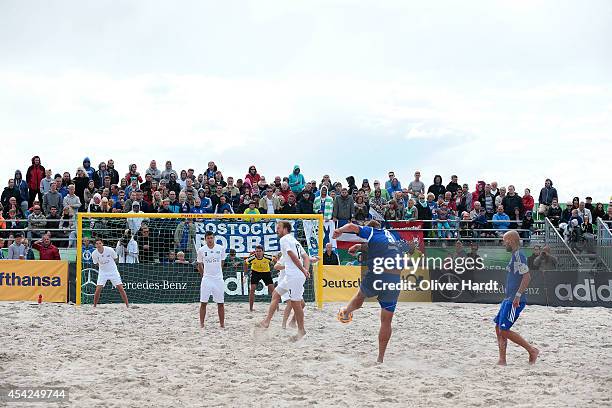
[197, 231, 227, 329]
[258, 221, 310, 341]
[91, 238, 130, 308]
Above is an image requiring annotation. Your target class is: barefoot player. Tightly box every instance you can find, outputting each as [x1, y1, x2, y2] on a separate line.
[197, 231, 227, 329]
[91, 238, 130, 308]
[258, 221, 310, 341]
[495, 230, 539, 365]
[333, 220, 401, 363]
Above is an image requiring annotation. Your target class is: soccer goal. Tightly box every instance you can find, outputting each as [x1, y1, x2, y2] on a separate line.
[76, 213, 324, 308]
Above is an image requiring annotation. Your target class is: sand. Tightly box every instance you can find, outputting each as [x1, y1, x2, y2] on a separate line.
[2, 301, 611, 407]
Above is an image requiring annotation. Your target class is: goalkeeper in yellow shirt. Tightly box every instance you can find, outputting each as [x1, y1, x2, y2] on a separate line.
[244, 245, 276, 312]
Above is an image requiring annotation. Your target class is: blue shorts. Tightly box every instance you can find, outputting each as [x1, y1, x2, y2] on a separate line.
[494, 299, 526, 331]
[360, 273, 401, 313]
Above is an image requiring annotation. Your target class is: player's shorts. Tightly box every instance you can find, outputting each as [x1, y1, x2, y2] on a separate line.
[200, 277, 225, 304]
[97, 270, 123, 287]
[276, 274, 305, 302]
[360, 272, 401, 313]
[250, 271, 273, 286]
[494, 299, 526, 330]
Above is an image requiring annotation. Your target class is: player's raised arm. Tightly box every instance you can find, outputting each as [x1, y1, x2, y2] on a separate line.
[332, 222, 361, 239]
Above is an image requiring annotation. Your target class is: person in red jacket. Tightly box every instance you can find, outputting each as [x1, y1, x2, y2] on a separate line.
[26, 156, 45, 207]
[244, 165, 261, 186]
[32, 234, 61, 260]
[522, 188, 535, 213]
[472, 181, 485, 210]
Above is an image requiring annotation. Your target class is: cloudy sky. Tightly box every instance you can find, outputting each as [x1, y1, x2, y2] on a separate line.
[1, 0, 611, 201]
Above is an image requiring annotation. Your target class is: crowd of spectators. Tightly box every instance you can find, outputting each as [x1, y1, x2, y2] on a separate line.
[1, 156, 611, 259]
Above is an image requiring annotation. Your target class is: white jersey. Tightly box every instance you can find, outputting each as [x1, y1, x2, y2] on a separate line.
[197, 243, 226, 280]
[91, 246, 119, 274]
[279, 234, 305, 278]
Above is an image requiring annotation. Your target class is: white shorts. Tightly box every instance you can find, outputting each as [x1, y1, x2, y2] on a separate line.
[200, 277, 225, 304]
[276, 274, 305, 302]
[97, 270, 123, 287]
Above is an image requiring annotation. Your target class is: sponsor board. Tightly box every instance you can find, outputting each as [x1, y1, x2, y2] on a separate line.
[81, 264, 315, 304]
[0, 260, 68, 302]
[430, 268, 612, 308]
[321, 265, 431, 302]
[192, 219, 320, 258]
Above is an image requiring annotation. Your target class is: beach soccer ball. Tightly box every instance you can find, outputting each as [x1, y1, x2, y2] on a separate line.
[337, 308, 353, 324]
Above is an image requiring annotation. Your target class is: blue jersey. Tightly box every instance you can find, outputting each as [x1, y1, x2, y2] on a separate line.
[357, 226, 400, 272]
[505, 250, 529, 302]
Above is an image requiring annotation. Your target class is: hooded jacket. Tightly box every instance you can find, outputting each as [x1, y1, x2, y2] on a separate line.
[82, 157, 95, 179]
[427, 176, 446, 199]
[346, 176, 358, 195]
[13, 170, 29, 202]
[288, 165, 305, 193]
[472, 181, 485, 209]
[26, 156, 45, 192]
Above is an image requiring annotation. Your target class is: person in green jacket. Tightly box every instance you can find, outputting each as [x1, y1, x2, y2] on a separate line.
[288, 165, 305, 194]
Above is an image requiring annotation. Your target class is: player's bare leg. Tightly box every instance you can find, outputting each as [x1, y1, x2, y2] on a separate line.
[288, 300, 305, 328]
[267, 284, 279, 311]
[500, 329, 539, 364]
[377, 309, 393, 363]
[199, 302, 207, 328]
[248, 284, 256, 312]
[282, 301, 292, 329]
[257, 290, 281, 328]
[290, 300, 306, 342]
[338, 289, 366, 320]
[218, 303, 225, 328]
[495, 325, 508, 366]
[116, 284, 130, 308]
[93, 285, 103, 307]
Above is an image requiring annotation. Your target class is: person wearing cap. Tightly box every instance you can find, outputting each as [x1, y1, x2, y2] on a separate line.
[288, 165, 305, 194]
[8, 232, 27, 259]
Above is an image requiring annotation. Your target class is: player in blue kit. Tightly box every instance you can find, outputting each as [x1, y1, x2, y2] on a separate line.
[333, 220, 401, 363]
[495, 230, 539, 365]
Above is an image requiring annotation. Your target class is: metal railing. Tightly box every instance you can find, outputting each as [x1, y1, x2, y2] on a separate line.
[386, 220, 545, 245]
[543, 217, 582, 269]
[597, 218, 612, 271]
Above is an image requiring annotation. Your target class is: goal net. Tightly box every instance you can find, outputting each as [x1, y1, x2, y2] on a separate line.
[76, 213, 323, 307]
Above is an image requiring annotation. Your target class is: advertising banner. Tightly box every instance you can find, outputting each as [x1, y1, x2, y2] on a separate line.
[80, 264, 316, 304]
[429, 268, 612, 308]
[321, 265, 431, 303]
[0, 260, 68, 302]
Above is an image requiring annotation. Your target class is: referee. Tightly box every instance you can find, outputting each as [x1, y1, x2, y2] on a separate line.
[244, 245, 276, 312]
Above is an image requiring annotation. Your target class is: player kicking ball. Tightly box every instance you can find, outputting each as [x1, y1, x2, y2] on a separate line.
[197, 231, 227, 329]
[333, 220, 401, 363]
[257, 221, 310, 341]
[495, 230, 539, 366]
[92, 238, 130, 308]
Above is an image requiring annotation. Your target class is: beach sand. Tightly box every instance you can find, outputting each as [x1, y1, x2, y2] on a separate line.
[2, 302, 611, 407]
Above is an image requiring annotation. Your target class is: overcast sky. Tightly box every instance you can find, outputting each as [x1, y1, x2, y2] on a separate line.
[1, 0, 611, 201]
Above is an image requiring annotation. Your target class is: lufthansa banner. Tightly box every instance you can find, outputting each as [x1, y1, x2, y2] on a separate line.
[321, 265, 431, 302]
[0, 260, 68, 302]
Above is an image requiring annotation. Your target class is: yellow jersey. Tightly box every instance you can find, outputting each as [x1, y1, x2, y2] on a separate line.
[246, 254, 274, 273]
